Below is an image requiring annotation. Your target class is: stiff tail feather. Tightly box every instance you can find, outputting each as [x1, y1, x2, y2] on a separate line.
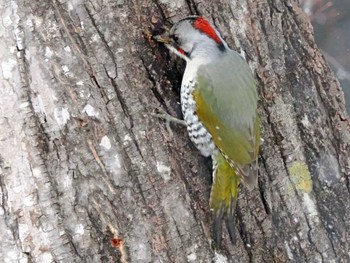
[210, 153, 240, 246]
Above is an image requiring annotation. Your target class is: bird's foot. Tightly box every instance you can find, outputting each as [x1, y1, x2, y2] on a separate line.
[151, 108, 186, 138]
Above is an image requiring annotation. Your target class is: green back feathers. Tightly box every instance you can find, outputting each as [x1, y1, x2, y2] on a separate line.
[193, 50, 260, 189]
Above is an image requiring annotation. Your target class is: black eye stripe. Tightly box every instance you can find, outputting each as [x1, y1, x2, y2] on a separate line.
[170, 34, 179, 43]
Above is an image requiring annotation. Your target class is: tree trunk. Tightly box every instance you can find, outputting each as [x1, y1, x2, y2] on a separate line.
[1, 0, 349, 262]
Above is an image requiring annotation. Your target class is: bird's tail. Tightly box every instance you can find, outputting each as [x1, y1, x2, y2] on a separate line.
[210, 152, 240, 247]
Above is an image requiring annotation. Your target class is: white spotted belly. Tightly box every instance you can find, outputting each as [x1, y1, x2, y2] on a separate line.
[181, 80, 217, 157]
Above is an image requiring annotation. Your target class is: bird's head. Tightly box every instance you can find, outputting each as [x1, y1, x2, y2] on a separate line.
[153, 16, 227, 62]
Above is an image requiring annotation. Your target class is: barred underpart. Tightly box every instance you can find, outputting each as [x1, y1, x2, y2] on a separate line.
[181, 80, 217, 157]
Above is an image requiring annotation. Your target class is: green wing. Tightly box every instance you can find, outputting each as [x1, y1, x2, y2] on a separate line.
[193, 50, 260, 189]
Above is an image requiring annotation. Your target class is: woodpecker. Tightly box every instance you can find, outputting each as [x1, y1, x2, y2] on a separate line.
[154, 16, 260, 245]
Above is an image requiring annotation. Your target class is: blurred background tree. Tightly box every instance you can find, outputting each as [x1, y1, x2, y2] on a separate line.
[303, 0, 350, 113]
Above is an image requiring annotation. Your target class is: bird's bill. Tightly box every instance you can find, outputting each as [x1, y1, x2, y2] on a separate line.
[152, 34, 170, 44]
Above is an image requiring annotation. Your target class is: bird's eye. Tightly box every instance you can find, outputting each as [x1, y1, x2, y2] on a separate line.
[171, 35, 179, 43]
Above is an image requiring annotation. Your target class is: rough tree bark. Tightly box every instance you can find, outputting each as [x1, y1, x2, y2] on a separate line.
[1, 0, 349, 262]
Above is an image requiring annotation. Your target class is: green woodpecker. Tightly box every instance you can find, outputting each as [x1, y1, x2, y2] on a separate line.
[154, 16, 260, 245]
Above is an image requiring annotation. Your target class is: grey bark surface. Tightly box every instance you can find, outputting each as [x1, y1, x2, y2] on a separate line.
[1, 0, 349, 262]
